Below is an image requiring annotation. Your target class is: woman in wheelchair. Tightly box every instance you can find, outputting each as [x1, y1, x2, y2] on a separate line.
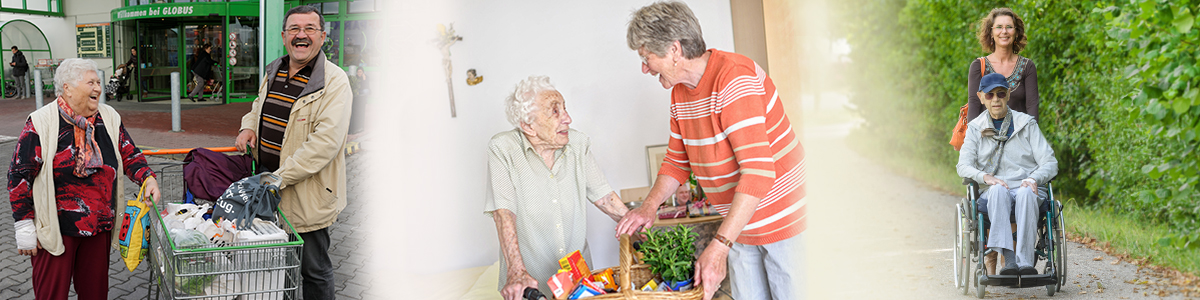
[956, 73, 1057, 276]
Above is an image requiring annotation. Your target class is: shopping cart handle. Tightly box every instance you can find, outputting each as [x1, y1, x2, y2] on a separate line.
[142, 147, 239, 155]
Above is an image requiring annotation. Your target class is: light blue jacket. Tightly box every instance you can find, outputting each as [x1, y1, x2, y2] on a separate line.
[956, 110, 1058, 189]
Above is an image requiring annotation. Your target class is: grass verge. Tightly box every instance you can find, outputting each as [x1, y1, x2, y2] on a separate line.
[1065, 204, 1200, 276]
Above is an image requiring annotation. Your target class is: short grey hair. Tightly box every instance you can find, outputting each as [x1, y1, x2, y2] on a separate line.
[55, 58, 99, 97]
[627, 1, 707, 59]
[505, 75, 556, 128]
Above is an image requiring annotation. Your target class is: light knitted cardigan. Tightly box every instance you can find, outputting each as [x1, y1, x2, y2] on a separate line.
[27, 101, 129, 256]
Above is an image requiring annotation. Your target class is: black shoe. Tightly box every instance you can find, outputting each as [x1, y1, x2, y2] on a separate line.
[1019, 265, 1038, 275]
[999, 264, 1019, 275]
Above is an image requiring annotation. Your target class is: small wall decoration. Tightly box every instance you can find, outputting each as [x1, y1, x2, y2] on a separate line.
[646, 144, 669, 185]
[433, 23, 463, 117]
[466, 68, 483, 86]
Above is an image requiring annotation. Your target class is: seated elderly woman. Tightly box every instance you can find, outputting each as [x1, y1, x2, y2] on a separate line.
[957, 72, 1057, 276]
[484, 75, 629, 300]
[8, 58, 159, 299]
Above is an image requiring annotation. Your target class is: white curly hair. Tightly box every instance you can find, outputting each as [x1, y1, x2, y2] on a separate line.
[505, 75, 557, 128]
[54, 58, 99, 97]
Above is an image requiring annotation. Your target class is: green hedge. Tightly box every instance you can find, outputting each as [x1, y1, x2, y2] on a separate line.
[834, 0, 1200, 246]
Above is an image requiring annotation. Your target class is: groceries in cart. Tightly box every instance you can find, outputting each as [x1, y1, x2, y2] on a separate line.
[160, 203, 287, 249]
[144, 147, 301, 300]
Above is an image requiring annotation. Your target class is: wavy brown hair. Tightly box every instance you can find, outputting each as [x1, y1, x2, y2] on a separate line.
[977, 8, 1027, 54]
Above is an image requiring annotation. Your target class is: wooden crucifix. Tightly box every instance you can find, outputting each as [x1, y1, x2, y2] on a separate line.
[434, 23, 463, 117]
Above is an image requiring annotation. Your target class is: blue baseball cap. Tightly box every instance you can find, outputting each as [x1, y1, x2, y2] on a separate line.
[978, 73, 1009, 93]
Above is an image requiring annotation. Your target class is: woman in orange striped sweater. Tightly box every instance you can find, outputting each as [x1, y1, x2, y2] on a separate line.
[616, 2, 808, 300]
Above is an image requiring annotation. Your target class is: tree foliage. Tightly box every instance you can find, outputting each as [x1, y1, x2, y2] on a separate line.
[833, 0, 1200, 246]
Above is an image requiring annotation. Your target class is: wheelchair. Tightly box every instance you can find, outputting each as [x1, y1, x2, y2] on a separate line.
[953, 178, 1066, 298]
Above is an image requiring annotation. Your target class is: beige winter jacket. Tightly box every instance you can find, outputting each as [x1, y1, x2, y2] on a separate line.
[240, 53, 351, 233]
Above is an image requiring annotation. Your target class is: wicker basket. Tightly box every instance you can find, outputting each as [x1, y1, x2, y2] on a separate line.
[587, 234, 703, 300]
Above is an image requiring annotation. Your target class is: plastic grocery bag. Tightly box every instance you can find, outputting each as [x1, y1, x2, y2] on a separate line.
[118, 179, 153, 271]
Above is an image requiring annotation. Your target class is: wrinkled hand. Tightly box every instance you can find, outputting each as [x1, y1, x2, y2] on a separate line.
[235, 129, 256, 152]
[501, 270, 538, 300]
[615, 205, 655, 237]
[18, 240, 41, 256]
[143, 176, 161, 206]
[694, 241, 729, 300]
[1020, 178, 1037, 189]
[983, 174, 1007, 189]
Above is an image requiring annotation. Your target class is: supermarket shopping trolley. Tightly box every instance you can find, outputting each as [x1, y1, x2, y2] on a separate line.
[143, 147, 303, 300]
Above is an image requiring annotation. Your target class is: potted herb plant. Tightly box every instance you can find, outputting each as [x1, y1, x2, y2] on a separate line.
[640, 224, 699, 291]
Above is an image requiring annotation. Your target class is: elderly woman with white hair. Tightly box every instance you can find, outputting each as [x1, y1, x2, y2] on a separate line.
[8, 58, 159, 299]
[484, 75, 629, 300]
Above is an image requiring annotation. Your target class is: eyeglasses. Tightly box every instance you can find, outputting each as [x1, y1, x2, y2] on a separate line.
[285, 26, 322, 36]
[993, 25, 1015, 31]
[983, 90, 1008, 100]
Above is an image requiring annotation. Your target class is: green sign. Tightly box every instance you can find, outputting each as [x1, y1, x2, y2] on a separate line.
[77, 23, 111, 58]
[111, 3, 259, 22]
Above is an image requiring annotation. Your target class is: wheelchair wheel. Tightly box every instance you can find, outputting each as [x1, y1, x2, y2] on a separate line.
[1054, 200, 1067, 292]
[954, 202, 971, 295]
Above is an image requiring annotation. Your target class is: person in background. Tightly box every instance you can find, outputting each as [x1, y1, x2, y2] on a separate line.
[616, 2, 808, 300]
[125, 47, 148, 99]
[8, 58, 160, 300]
[233, 5, 352, 300]
[485, 75, 629, 300]
[188, 43, 215, 102]
[10, 46, 29, 98]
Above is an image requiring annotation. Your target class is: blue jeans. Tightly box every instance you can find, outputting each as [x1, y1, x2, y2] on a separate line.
[728, 232, 806, 300]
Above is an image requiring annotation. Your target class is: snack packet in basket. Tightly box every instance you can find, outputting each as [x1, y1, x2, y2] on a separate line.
[548, 271, 576, 300]
[557, 250, 590, 285]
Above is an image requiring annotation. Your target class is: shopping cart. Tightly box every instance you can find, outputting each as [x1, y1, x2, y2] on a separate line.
[143, 147, 302, 300]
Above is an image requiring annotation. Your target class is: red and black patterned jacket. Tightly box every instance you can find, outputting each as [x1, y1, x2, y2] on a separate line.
[7, 115, 153, 237]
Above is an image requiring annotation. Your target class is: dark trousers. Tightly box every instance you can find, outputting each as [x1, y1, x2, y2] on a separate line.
[31, 231, 111, 300]
[13, 74, 26, 97]
[299, 227, 335, 300]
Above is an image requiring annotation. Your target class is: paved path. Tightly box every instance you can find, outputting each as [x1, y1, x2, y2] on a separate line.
[802, 92, 1193, 299]
[0, 97, 375, 299]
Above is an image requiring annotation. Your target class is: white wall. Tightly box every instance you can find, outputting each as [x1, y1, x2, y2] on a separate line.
[376, 0, 734, 276]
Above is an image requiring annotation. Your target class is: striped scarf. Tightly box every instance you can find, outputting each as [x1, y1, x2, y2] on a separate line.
[56, 97, 103, 177]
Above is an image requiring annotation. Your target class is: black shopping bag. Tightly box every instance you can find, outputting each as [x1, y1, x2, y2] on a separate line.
[213, 173, 281, 228]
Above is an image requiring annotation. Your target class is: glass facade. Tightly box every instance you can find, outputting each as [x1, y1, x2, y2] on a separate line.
[229, 16, 259, 99]
[111, 0, 377, 102]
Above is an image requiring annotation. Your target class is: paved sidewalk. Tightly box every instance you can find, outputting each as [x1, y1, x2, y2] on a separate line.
[0, 96, 375, 299]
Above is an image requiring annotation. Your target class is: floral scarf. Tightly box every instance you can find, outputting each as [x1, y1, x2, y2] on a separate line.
[56, 97, 103, 177]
